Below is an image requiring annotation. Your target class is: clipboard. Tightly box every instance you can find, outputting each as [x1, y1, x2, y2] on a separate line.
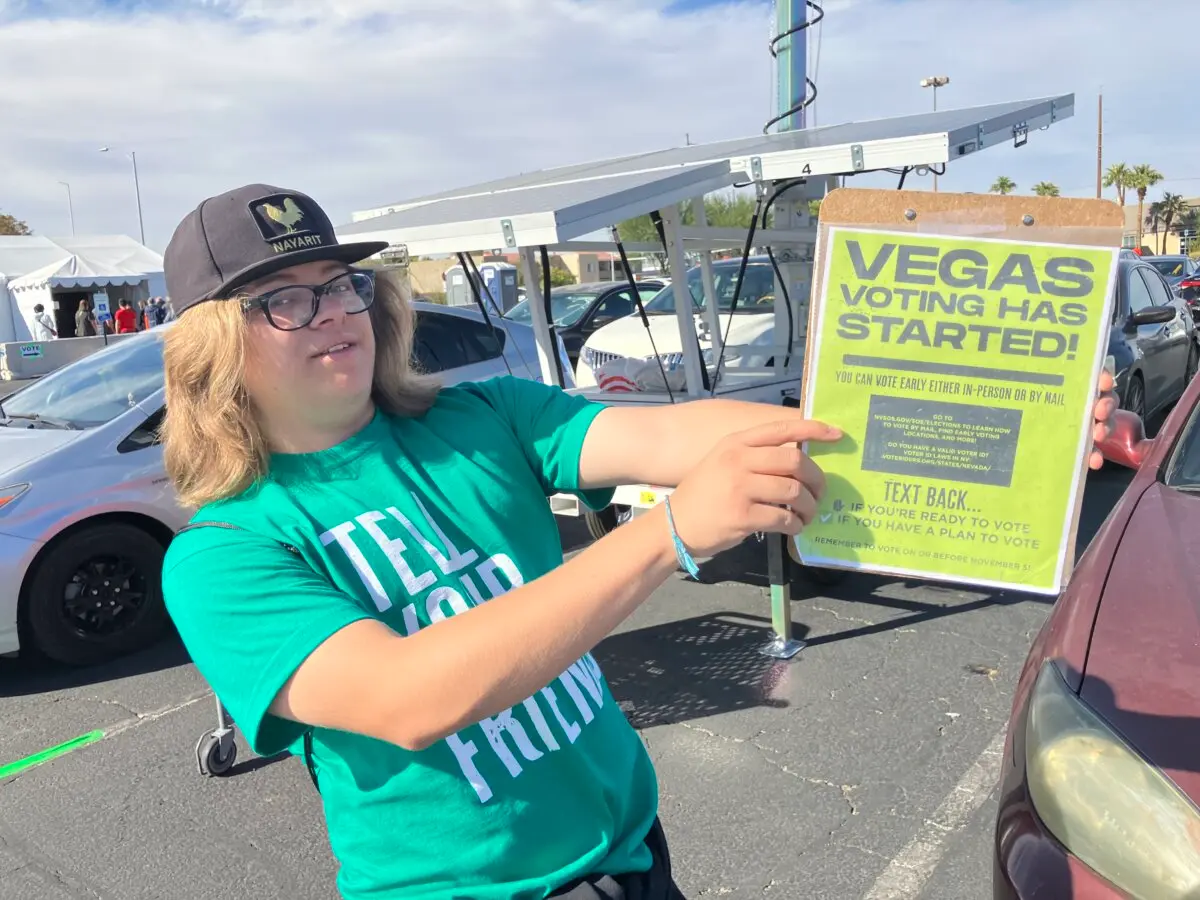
[793, 188, 1124, 595]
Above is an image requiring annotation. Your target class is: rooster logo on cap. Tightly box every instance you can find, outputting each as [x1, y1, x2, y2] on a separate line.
[260, 197, 305, 234]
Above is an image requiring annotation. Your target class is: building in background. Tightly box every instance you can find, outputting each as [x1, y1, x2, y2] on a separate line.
[1123, 197, 1200, 256]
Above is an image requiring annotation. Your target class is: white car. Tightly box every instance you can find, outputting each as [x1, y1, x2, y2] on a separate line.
[0, 303, 572, 666]
[574, 257, 782, 387]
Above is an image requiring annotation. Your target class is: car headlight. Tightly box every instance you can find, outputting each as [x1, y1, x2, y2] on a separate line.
[0, 484, 30, 513]
[1026, 661, 1200, 898]
[701, 346, 741, 366]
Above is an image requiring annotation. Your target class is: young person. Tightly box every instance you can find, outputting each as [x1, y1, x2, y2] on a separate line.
[113, 298, 138, 334]
[160, 185, 1116, 900]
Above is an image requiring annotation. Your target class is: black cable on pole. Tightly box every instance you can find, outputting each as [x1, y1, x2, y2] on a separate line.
[760, 178, 808, 369]
[610, 225, 675, 404]
[709, 194, 764, 397]
[763, 1, 824, 135]
[456, 252, 513, 376]
[647, 210, 710, 393]
[462, 252, 535, 376]
[538, 246, 567, 388]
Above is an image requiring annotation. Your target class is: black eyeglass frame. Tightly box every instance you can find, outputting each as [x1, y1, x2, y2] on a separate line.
[238, 268, 376, 331]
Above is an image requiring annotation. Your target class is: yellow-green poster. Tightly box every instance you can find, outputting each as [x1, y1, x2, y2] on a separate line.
[797, 226, 1120, 594]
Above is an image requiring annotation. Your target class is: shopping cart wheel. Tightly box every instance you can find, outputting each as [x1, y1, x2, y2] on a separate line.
[196, 729, 237, 777]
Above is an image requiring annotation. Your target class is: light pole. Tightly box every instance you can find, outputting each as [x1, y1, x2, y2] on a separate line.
[920, 75, 950, 192]
[58, 181, 75, 236]
[98, 147, 145, 245]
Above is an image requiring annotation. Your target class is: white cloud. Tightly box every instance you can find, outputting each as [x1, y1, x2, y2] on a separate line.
[1, 0, 1193, 250]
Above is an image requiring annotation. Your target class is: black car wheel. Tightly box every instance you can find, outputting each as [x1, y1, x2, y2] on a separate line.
[22, 524, 169, 666]
[1123, 373, 1146, 420]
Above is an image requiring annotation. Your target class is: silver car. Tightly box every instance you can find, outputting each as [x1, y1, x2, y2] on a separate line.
[0, 303, 571, 666]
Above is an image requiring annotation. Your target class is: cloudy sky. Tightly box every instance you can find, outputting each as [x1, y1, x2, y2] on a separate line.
[0, 0, 1192, 251]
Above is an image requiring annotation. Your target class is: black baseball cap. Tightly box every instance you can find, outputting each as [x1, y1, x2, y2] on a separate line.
[163, 184, 388, 318]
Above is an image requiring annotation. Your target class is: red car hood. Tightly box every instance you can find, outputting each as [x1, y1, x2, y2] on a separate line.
[1080, 483, 1200, 803]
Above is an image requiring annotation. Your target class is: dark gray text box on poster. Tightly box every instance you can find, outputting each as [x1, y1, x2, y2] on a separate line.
[861, 396, 1022, 487]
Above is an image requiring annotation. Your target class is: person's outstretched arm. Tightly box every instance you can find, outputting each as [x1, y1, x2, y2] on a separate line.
[578, 368, 1119, 489]
[268, 417, 836, 752]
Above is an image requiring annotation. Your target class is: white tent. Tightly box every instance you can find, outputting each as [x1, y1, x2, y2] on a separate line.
[0, 235, 165, 342]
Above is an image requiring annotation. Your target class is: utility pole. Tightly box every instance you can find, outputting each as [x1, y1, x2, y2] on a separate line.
[1096, 90, 1104, 200]
[58, 181, 75, 236]
[920, 76, 950, 191]
[99, 147, 146, 245]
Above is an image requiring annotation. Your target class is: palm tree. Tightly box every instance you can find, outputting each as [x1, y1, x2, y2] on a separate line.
[1032, 182, 1060, 197]
[1152, 192, 1189, 254]
[1145, 205, 1164, 254]
[1127, 164, 1165, 249]
[1103, 163, 1131, 207]
[1178, 208, 1200, 257]
[990, 176, 1016, 195]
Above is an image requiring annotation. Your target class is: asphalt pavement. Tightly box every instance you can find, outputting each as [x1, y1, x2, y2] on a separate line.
[0, 467, 1135, 900]
[0, 378, 37, 400]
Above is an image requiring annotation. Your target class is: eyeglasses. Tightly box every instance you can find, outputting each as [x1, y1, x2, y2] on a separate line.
[240, 270, 375, 331]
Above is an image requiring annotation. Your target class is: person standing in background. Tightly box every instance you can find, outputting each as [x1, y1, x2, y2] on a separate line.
[31, 303, 57, 340]
[75, 299, 98, 337]
[113, 299, 138, 334]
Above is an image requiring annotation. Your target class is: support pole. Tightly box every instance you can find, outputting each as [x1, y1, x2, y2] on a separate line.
[659, 204, 706, 399]
[517, 248, 562, 387]
[761, 533, 806, 659]
[760, 0, 812, 657]
[774, 0, 809, 132]
[690, 195, 723, 364]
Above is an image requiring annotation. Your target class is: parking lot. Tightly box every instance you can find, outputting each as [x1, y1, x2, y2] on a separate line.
[0, 465, 1133, 900]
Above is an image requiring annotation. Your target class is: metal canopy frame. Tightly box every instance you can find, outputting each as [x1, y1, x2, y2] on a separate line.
[347, 94, 1073, 231]
[338, 161, 737, 258]
[337, 92, 1076, 399]
[334, 93, 1076, 405]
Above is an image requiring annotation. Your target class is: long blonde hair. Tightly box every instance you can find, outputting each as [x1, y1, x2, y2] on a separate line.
[161, 269, 440, 509]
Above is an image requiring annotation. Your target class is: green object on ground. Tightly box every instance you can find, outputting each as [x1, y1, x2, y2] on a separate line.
[0, 729, 105, 779]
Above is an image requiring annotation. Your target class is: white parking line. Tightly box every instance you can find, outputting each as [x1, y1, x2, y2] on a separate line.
[102, 689, 214, 739]
[861, 727, 1006, 900]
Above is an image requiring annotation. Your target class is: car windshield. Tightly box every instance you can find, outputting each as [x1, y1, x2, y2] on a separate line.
[1, 332, 165, 429]
[504, 289, 601, 327]
[1165, 393, 1200, 488]
[1148, 258, 1189, 278]
[642, 263, 775, 314]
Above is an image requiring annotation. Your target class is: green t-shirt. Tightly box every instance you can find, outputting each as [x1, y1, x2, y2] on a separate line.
[162, 376, 660, 899]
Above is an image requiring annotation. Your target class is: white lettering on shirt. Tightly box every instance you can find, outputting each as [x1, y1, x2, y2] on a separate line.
[566, 657, 605, 711]
[478, 707, 543, 778]
[445, 732, 491, 803]
[426, 585, 470, 624]
[476, 554, 523, 597]
[320, 521, 391, 611]
[459, 572, 487, 607]
[409, 494, 479, 574]
[540, 685, 581, 744]
[522, 695, 560, 752]
[356, 511, 437, 596]
[557, 666, 596, 725]
[320, 499, 615, 805]
[399, 603, 420, 638]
